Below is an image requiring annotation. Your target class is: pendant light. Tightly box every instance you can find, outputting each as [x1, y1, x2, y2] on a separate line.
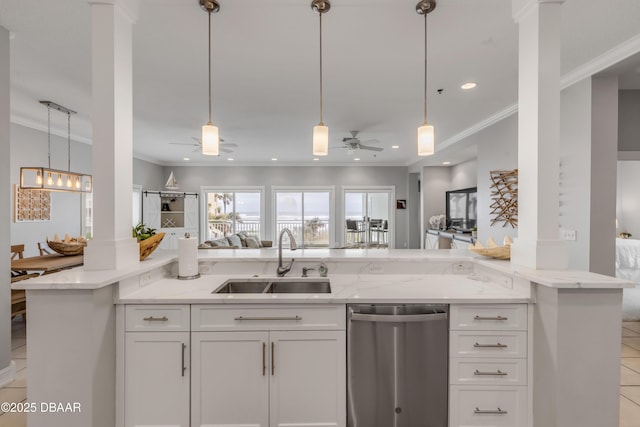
[311, 0, 330, 157]
[200, 0, 220, 156]
[20, 101, 92, 193]
[416, 0, 436, 156]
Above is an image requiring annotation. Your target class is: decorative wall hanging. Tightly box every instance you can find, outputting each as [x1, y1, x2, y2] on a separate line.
[489, 169, 518, 228]
[14, 184, 51, 222]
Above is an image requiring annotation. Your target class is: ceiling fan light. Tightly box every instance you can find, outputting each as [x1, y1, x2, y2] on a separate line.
[202, 124, 219, 156]
[313, 124, 329, 156]
[417, 124, 435, 156]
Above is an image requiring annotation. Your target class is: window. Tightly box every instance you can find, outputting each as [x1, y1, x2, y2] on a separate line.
[343, 188, 394, 248]
[273, 189, 333, 248]
[203, 189, 263, 240]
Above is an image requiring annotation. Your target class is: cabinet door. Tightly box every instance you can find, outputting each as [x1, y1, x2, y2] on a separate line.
[269, 330, 346, 427]
[142, 193, 161, 230]
[426, 232, 439, 249]
[124, 332, 189, 427]
[184, 195, 199, 230]
[192, 331, 270, 427]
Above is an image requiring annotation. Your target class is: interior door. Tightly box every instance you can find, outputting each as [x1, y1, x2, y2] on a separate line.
[344, 190, 392, 248]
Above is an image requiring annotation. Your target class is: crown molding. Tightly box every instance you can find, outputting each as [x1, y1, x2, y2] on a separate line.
[11, 115, 93, 145]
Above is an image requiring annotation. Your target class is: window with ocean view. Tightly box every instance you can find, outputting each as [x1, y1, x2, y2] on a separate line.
[204, 189, 262, 240]
[274, 189, 332, 248]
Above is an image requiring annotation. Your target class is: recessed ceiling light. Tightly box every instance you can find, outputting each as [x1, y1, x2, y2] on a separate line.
[183, 157, 190, 161]
[313, 158, 320, 161]
[354, 158, 361, 161]
[227, 158, 234, 161]
[391, 145, 400, 149]
[442, 161, 451, 165]
[271, 158, 278, 161]
[461, 82, 477, 90]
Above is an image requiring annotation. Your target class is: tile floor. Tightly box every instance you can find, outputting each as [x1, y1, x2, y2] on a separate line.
[1, 317, 640, 426]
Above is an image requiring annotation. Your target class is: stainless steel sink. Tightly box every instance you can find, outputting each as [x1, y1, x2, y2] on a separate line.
[212, 278, 331, 294]
[266, 281, 331, 294]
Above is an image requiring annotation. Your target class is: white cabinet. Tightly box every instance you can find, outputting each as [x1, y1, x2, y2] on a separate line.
[124, 306, 190, 427]
[142, 192, 199, 249]
[449, 304, 529, 427]
[191, 305, 346, 427]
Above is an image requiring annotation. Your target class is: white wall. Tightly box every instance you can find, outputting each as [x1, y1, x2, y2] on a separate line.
[155, 165, 410, 248]
[10, 124, 92, 257]
[475, 115, 519, 245]
[133, 158, 164, 190]
[421, 166, 451, 231]
[617, 161, 640, 239]
[451, 159, 477, 190]
[1, 25, 12, 380]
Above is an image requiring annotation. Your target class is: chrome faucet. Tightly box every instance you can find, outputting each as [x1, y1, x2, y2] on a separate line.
[277, 228, 298, 277]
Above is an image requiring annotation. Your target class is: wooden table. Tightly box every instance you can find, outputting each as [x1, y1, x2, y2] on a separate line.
[11, 254, 83, 273]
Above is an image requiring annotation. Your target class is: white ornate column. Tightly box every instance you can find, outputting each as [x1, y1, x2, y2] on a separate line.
[510, 0, 568, 270]
[84, 0, 141, 270]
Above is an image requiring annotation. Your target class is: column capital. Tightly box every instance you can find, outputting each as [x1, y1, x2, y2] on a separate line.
[512, 0, 565, 23]
[87, 0, 140, 23]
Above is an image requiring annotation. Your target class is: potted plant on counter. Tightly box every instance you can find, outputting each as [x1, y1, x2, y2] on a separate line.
[133, 222, 165, 260]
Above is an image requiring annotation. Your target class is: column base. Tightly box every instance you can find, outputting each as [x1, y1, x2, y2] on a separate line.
[510, 238, 568, 270]
[84, 237, 140, 271]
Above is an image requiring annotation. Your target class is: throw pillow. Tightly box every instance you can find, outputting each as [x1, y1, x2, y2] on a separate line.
[212, 238, 230, 247]
[226, 234, 243, 248]
[244, 236, 261, 248]
[237, 231, 249, 247]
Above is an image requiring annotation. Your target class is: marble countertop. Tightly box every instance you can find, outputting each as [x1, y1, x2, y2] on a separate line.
[116, 272, 531, 304]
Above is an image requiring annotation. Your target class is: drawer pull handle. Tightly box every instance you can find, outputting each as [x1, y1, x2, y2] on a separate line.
[474, 369, 507, 376]
[143, 316, 168, 322]
[473, 342, 508, 348]
[181, 343, 187, 377]
[262, 342, 266, 376]
[474, 315, 508, 321]
[235, 316, 302, 321]
[271, 342, 275, 376]
[474, 407, 508, 415]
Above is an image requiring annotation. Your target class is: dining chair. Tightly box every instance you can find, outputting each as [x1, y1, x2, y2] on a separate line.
[10, 244, 37, 321]
[38, 241, 53, 255]
[346, 219, 365, 247]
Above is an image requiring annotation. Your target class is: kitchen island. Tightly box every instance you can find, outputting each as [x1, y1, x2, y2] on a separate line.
[13, 249, 632, 427]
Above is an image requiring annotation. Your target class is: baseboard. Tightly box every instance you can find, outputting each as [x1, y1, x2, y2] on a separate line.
[0, 360, 17, 388]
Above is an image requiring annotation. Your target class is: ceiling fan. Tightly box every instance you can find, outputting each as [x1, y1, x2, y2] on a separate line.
[169, 137, 238, 154]
[334, 131, 383, 155]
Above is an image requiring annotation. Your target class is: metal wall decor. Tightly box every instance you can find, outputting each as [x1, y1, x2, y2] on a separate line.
[489, 169, 518, 228]
[14, 185, 51, 222]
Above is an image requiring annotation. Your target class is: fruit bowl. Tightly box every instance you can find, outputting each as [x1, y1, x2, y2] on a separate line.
[139, 232, 165, 260]
[47, 239, 87, 256]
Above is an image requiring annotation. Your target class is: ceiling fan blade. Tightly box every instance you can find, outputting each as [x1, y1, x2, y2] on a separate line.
[220, 147, 233, 153]
[169, 142, 199, 146]
[359, 145, 383, 152]
[359, 139, 380, 144]
[220, 143, 238, 148]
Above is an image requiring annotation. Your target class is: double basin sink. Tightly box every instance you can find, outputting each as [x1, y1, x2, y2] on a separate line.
[213, 278, 331, 294]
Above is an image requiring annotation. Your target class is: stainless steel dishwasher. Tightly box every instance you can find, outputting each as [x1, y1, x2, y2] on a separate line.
[347, 304, 448, 427]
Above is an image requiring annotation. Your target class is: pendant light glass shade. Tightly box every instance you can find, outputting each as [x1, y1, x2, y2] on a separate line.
[202, 123, 219, 156]
[417, 124, 434, 156]
[313, 124, 329, 156]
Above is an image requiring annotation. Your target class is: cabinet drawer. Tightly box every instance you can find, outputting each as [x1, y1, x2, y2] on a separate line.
[450, 358, 526, 386]
[125, 305, 190, 332]
[192, 304, 346, 331]
[450, 304, 527, 331]
[450, 385, 527, 427]
[450, 331, 527, 358]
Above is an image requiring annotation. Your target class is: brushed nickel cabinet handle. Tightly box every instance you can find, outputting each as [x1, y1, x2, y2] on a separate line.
[262, 342, 266, 376]
[271, 342, 275, 376]
[235, 316, 302, 321]
[473, 342, 508, 348]
[181, 343, 186, 377]
[474, 315, 508, 321]
[474, 407, 508, 415]
[474, 369, 507, 376]
[143, 316, 168, 322]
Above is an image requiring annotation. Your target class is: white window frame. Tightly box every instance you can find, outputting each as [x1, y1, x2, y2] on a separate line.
[200, 186, 266, 241]
[132, 184, 142, 227]
[271, 186, 336, 248]
[341, 185, 395, 249]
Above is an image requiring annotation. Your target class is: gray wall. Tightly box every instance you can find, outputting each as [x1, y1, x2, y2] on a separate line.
[451, 160, 477, 190]
[1, 26, 11, 380]
[617, 161, 640, 238]
[133, 158, 164, 190]
[10, 124, 92, 257]
[475, 115, 519, 245]
[408, 173, 420, 249]
[618, 90, 640, 152]
[421, 166, 451, 233]
[152, 165, 410, 248]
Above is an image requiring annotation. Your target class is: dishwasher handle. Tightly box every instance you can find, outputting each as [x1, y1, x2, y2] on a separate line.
[350, 311, 447, 323]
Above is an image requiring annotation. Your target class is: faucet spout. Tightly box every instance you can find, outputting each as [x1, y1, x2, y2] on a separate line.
[277, 228, 297, 277]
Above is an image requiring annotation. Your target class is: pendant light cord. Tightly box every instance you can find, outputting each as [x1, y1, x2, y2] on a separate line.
[319, 10, 324, 125]
[67, 112, 71, 172]
[423, 12, 428, 125]
[47, 106, 51, 169]
[208, 9, 213, 125]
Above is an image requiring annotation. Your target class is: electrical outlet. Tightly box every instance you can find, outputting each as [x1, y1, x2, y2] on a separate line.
[139, 272, 152, 286]
[561, 228, 577, 241]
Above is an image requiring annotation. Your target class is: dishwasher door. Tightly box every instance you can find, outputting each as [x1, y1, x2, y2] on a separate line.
[347, 304, 448, 427]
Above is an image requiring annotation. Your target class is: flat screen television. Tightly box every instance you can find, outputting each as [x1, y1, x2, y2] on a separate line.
[446, 187, 477, 231]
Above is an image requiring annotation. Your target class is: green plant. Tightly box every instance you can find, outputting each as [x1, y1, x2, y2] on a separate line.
[133, 222, 156, 241]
